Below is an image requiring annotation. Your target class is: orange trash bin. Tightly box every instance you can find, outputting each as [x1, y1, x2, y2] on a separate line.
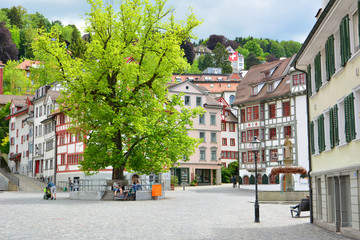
[152, 184, 162, 197]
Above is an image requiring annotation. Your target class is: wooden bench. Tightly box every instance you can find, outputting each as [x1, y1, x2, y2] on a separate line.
[290, 198, 310, 217]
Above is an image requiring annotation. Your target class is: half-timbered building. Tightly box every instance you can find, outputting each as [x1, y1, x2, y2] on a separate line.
[233, 57, 309, 191]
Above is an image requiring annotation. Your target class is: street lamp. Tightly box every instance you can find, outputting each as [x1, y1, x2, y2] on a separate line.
[250, 136, 261, 223]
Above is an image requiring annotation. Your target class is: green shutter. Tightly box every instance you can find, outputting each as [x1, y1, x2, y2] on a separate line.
[317, 115, 325, 153]
[345, 15, 351, 62]
[329, 108, 335, 148]
[334, 104, 339, 145]
[310, 121, 315, 154]
[345, 96, 351, 142]
[329, 35, 335, 77]
[349, 93, 356, 140]
[315, 52, 322, 92]
[325, 39, 330, 81]
[358, 1, 360, 43]
[340, 15, 351, 66]
[307, 65, 312, 97]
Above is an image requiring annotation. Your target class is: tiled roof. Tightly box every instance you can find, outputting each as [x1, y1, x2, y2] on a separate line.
[194, 82, 240, 93]
[0, 95, 29, 107]
[47, 90, 61, 100]
[233, 58, 292, 105]
[17, 60, 42, 70]
[225, 111, 238, 123]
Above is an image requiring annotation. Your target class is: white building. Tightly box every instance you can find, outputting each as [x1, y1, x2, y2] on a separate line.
[233, 57, 309, 191]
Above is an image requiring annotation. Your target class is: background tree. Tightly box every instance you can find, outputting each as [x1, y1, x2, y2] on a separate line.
[180, 39, 195, 65]
[236, 46, 249, 59]
[243, 39, 263, 57]
[245, 53, 261, 70]
[198, 53, 214, 72]
[224, 40, 240, 50]
[206, 34, 226, 50]
[269, 40, 285, 58]
[265, 54, 278, 62]
[33, 0, 203, 180]
[0, 22, 19, 63]
[3, 60, 33, 94]
[184, 59, 201, 74]
[0, 102, 10, 155]
[280, 40, 301, 57]
[212, 42, 232, 74]
[7, 6, 26, 29]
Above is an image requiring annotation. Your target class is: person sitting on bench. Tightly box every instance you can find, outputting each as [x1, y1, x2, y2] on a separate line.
[290, 196, 310, 217]
[113, 181, 122, 197]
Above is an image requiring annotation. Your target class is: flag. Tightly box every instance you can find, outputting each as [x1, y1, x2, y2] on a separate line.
[229, 51, 238, 61]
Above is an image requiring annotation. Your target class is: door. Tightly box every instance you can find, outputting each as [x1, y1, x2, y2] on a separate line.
[35, 160, 40, 175]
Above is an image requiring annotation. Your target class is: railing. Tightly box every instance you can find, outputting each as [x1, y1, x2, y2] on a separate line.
[0, 168, 19, 186]
[58, 179, 108, 192]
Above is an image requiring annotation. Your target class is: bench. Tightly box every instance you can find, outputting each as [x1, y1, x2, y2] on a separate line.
[290, 198, 310, 218]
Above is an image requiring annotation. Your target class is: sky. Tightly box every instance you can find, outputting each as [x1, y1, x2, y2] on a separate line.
[3, 0, 321, 43]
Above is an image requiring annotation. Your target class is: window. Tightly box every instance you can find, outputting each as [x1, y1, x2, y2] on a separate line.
[35, 107, 38, 117]
[340, 15, 351, 67]
[253, 106, 259, 120]
[247, 129, 259, 142]
[248, 151, 254, 162]
[10, 137, 15, 145]
[11, 122, 15, 130]
[61, 154, 66, 165]
[211, 132, 216, 143]
[39, 106, 42, 117]
[199, 114, 205, 124]
[268, 82, 274, 92]
[210, 114, 216, 125]
[282, 102, 290, 117]
[325, 35, 335, 80]
[241, 152, 247, 163]
[221, 122, 226, 131]
[229, 95, 235, 104]
[270, 128, 276, 140]
[230, 138, 235, 146]
[185, 96, 190, 106]
[222, 138, 227, 146]
[200, 149, 206, 160]
[269, 104, 276, 118]
[241, 132, 246, 143]
[199, 132, 205, 142]
[68, 154, 80, 165]
[241, 109, 246, 123]
[16, 129, 18, 138]
[310, 121, 315, 154]
[229, 123, 235, 132]
[252, 86, 258, 95]
[284, 126, 292, 137]
[292, 74, 299, 86]
[270, 149, 278, 162]
[196, 97, 202, 106]
[59, 134, 66, 145]
[247, 106, 259, 121]
[211, 149, 217, 160]
[59, 115, 66, 125]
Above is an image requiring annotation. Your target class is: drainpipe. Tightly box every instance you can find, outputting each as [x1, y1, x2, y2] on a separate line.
[293, 64, 313, 224]
[52, 118, 57, 185]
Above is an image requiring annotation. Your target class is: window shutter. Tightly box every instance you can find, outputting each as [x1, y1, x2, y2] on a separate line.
[344, 95, 351, 142]
[349, 93, 356, 140]
[334, 104, 339, 145]
[329, 35, 335, 77]
[325, 39, 330, 81]
[307, 65, 312, 97]
[340, 17, 345, 66]
[310, 121, 315, 154]
[329, 108, 335, 148]
[314, 52, 321, 92]
[319, 115, 325, 152]
[345, 15, 351, 61]
[340, 15, 351, 66]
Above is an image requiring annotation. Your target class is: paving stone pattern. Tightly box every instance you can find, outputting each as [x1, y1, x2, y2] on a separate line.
[0, 184, 353, 240]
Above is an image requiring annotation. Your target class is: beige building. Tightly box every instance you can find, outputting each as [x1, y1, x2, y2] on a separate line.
[168, 81, 222, 185]
[294, 0, 360, 238]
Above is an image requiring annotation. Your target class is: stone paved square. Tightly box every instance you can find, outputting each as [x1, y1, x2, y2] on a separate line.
[0, 184, 353, 240]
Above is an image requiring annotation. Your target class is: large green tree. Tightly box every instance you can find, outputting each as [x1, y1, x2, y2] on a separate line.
[33, 0, 203, 179]
[0, 102, 10, 155]
[212, 42, 232, 74]
[3, 60, 33, 95]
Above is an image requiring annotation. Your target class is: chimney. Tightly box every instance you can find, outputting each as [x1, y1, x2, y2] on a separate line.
[0, 61, 4, 95]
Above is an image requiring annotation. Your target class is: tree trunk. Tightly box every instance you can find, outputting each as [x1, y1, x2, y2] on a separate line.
[112, 167, 124, 180]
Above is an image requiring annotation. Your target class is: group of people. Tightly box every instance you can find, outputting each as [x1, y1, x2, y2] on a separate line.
[113, 178, 142, 198]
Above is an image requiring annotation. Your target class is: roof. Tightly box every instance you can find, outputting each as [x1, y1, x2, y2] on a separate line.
[17, 60, 42, 70]
[233, 58, 292, 105]
[194, 82, 240, 94]
[0, 95, 29, 107]
[225, 111, 238, 123]
[194, 45, 212, 53]
[47, 90, 61, 101]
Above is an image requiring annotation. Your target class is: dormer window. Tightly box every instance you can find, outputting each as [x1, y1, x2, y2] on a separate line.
[187, 77, 194, 81]
[268, 82, 275, 92]
[217, 77, 223, 81]
[252, 86, 258, 95]
[264, 71, 270, 78]
[175, 77, 181, 82]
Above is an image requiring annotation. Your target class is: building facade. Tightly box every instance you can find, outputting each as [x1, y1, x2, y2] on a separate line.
[294, 0, 360, 238]
[168, 81, 222, 185]
[233, 57, 309, 191]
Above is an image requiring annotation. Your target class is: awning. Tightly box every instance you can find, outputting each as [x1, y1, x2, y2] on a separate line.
[9, 153, 21, 161]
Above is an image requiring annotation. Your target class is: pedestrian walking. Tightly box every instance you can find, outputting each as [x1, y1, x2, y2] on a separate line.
[68, 178, 73, 191]
[232, 175, 237, 188]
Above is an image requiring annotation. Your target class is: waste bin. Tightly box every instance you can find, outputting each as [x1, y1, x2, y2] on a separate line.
[152, 184, 162, 197]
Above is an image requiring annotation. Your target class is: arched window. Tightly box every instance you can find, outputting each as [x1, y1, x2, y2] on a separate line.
[229, 95, 235, 104]
[243, 175, 249, 184]
[269, 174, 276, 184]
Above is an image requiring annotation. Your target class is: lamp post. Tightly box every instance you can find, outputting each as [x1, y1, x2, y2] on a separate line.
[250, 136, 261, 223]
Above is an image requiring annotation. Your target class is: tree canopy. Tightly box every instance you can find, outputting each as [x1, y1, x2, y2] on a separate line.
[0, 22, 18, 64]
[33, 0, 203, 179]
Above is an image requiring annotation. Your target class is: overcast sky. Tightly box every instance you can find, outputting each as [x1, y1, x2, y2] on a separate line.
[4, 0, 321, 43]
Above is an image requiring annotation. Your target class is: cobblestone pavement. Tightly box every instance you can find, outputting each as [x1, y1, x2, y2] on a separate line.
[0, 184, 353, 240]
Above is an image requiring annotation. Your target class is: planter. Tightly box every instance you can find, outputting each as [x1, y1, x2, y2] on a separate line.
[170, 184, 175, 190]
